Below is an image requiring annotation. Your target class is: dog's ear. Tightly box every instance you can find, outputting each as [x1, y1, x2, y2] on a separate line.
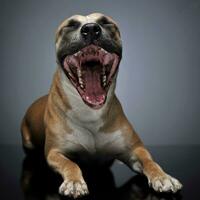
[55, 17, 71, 44]
[55, 21, 65, 44]
[55, 30, 60, 44]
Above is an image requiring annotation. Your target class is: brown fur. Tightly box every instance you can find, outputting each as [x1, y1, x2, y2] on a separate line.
[21, 95, 47, 149]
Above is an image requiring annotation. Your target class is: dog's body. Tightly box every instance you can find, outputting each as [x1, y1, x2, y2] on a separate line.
[21, 13, 182, 198]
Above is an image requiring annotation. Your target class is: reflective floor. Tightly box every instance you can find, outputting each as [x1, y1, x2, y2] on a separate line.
[0, 145, 199, 200]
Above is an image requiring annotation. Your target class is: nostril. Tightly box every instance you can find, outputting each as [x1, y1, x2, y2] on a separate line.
[81, 26, 90, 36]
[94, 26, 101, 36]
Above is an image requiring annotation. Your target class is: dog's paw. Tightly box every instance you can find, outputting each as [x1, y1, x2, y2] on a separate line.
[59, 179, 89, 198]
[148, 174, 182, 193]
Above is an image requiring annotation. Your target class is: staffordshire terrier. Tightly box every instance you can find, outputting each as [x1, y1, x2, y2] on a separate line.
[21, 13, 182, 198]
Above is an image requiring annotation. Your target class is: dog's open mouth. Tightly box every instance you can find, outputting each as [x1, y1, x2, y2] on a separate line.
[63, 44, 120, 109]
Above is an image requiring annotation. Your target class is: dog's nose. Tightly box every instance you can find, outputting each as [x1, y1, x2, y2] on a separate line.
[81, 23, 101, 41]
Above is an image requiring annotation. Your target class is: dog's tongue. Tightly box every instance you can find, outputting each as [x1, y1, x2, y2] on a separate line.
[84, 66, 106, 107]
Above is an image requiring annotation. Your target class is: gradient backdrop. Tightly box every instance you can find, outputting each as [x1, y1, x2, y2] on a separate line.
[1, 0, 200, 145]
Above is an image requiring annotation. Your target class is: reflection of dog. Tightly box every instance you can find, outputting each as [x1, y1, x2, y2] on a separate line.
[21, 155, 182, 200]
[21, 13, 182, 198]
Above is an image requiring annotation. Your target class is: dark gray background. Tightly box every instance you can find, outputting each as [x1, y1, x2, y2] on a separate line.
[1, 0, 200, 145]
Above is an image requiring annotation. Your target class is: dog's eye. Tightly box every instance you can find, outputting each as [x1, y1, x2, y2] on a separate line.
[64, 20, 81, 29]
[97, 17, 113, 26]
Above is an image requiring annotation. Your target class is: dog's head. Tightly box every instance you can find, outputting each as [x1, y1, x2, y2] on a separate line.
[55, 13, 122, 109]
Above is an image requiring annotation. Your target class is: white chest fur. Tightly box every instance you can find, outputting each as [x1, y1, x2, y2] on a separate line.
[59, 68, 126, 162]
[62, 121, 126, 164]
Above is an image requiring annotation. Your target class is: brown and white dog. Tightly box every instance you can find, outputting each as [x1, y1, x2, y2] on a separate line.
[21, 13, 182, 198]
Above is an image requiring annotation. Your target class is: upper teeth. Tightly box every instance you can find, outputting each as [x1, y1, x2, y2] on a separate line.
[74, 47, 108, 57]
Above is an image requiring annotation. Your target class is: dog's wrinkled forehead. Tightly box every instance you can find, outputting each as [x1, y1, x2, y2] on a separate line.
[56, 13, 120, 42]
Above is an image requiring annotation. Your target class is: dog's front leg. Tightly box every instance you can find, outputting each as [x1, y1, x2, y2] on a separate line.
[46, 148, 89, 198]
[123, 144, 182, 193]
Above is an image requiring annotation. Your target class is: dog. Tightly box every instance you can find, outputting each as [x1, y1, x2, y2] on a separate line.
[21, 13, 182, 198]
